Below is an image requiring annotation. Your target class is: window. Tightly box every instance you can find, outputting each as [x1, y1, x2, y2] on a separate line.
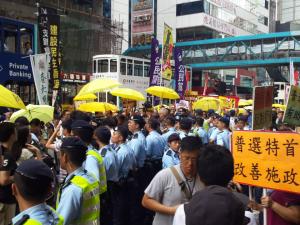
[98, 59, 108, 72]
[110, 59, 117, 72]
[120, 58, 126, 75]
[20, 27, 33, 55]
[144, 62, 150, 77]
[134, 60, 143, 77]
[127, 59, 133, 76]
[176, 1, 204, 16]
[93, 60, 97, 73]
[3, 24, 18, 53]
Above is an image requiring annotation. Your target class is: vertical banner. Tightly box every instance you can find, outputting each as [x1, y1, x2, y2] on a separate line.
[290, 59, 295, 86]
[30, 54, 50, 105]
[149, 37, 161, 105]
[252, 86, 273, 130]
[38, 6, 61, 105]
[174, 48, 186, 99]
[283, 85, 300, 126]
[162, 23, 173, 81]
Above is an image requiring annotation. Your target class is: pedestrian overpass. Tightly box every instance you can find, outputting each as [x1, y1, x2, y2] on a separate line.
[124, 31, 300, 82]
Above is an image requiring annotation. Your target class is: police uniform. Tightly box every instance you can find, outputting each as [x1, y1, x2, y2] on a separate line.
[178, 130, 188, 140]
[99, 145, 119, 183]
[56, 137, 100, 225]
[127, 131, 146, 168]
[209, 127, 220, 143]
[12, 160, 63, 225]
[162, 148, 180, 169]
[196, 127, 209, 145]
[161, 127, 176, 147]
[216, 129, 231, 150]
[115, 143, 136, 180]
[146, 130, 166, 159]
[72, 120, 107, 194]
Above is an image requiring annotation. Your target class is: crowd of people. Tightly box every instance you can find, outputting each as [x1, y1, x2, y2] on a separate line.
[0, 102, 299, 225]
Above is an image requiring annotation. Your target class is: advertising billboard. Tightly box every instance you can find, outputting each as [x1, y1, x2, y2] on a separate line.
[131, 0, 154, 47]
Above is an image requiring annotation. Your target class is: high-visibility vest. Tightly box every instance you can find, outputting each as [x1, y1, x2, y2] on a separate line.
[87, 149, 107, 194]
[57, 175, 100, 225]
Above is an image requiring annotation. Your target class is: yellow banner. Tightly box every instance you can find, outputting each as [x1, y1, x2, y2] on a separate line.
[283, 85, 300, 126]
[162, 23, 173, 80]
[219, 96, 236, 109]
[232, 131, 300, 194]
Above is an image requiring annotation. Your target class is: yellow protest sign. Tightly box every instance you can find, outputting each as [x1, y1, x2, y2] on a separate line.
[162, 23, 173, 80]
[283, 85, 300, 126]
[232, 130, 300, 194]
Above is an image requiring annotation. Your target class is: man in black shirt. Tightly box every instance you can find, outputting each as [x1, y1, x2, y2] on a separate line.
[0, 122, 17, 225]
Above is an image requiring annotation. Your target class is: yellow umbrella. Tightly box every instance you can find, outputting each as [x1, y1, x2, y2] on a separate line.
[238, 101, 252, 107]
[193, 97, 220, 111]
[78, 102, 118, 113]
[74, 93, 97, 101]
[146, 86, 180, 99]
[78, 78, 121, 95]
[10, 104, 54, 123]
[110, 88, 145, 101]
[0, 85, 25, 109]
[272, 103, 285, 108]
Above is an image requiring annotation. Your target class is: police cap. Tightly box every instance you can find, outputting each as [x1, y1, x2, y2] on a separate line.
[130, 115, 145, 128]
[61, 136, 88, 152]
[219, 117, 230, 127]
[168, 133, 180, 143]
[16, 159, 53, 181]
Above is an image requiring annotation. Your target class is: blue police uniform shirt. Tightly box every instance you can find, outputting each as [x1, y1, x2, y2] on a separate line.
[146, 130, 165, 160]
[209, 127, 220, 142]
[207, 126, 216, 138]
[115, 143, 136, 179]
[162, 127, 177, 146]
[56, 167, 98, 225]
[178, 130, 189, 140]
[162, 148, 180, 169]
[12, 203, 61, 225]
[216, 129, 231, 150]
[127, 131, 146, 168]
[99, 145, 119, 182]
[83, 145, 101, 181]
[197, 127, 209, 144]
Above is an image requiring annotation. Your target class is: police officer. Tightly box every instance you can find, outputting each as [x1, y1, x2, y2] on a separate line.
[56, 137, 100, 225]
[178, 117, 193, 140]
[194, 117, 209, 145]
[94, 126, 119, 225]
[12, 159, 63, 225]
[209, 114, 221, 143]
[71, 120, 107, 194]
[161, 116, 177, 147]
[162, 133, 181, 169]
[216, 117, 231, 150]
[111, 126, 137, 225]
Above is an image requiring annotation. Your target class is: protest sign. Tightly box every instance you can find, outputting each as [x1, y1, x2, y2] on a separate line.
[252, 86, 273, 130]
[283, 85, 300, 126]
[232, 130, 300, 194]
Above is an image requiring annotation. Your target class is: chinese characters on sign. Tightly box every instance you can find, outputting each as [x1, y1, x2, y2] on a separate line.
[174, 48, 186, 99]
[283, 85, 300, 126]
[233, 131, 300, 194]
[252, 86, 273, 130]
[162, 23, 173, 81]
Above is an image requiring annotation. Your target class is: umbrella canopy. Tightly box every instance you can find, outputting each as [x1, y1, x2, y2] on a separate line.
[193, 97, 220, 111]
[78, 102, 118, 113]
[0, 85, 26, 109]
[110, 88, 145, 101]
[74, 93, 97, 101]
[78, 78, 121, 95]
[272, 103, 286, 111]
[10, 104, 54, 123]
[146, 86, 180, 100]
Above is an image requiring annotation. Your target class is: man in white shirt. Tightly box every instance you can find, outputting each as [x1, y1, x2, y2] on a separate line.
[142, 136, 204, 225]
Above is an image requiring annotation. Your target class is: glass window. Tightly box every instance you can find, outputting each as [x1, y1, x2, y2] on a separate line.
[110, 59, 117, 72]
[176, 1, 204, 16]
[127, 59, 133, 76]
[134, 60, 143, 77]
[93, 60, 97, 73]
[120, 58, 126, 75]
[98, 59, 108, 73]
[144, 62, 150, 77]
[3, 24, 18, 53]
[20, 27, 33, 55]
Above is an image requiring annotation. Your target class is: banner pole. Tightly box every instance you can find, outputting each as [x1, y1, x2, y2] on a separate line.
[263, 188, 267, 225]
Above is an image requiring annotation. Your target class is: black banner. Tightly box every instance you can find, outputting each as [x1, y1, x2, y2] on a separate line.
[38, 6, 61, 91]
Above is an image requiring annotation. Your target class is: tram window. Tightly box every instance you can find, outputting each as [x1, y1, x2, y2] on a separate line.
[98, 59, 108, 73]
[134, 60, 143, 77]
[20, 28, 33, 55]
[127, 59, 133, 76]
[144, 62, 150, 77]
[4, 27, 17, 53]
[110, 59, 117, 72]
[120, 58, 126, 75]
[93, 60, 97, 73]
